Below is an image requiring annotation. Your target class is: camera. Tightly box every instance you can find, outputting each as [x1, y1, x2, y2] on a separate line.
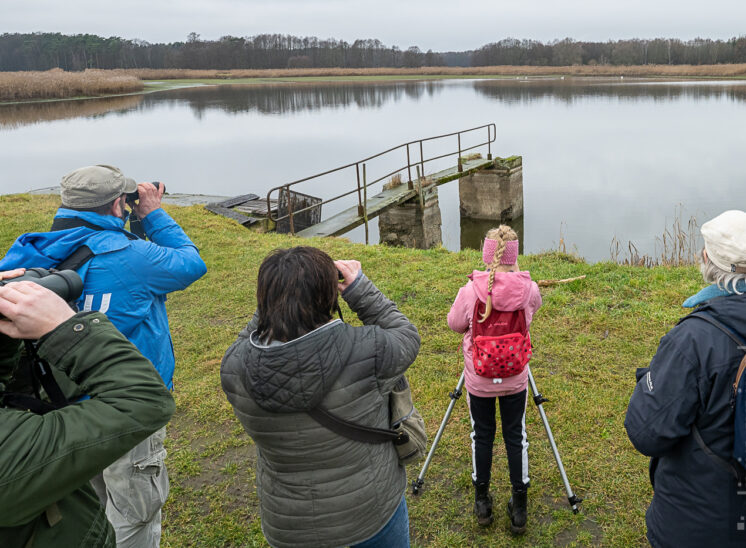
[125, 181, 165, 206]
[0, 268, 83, 307]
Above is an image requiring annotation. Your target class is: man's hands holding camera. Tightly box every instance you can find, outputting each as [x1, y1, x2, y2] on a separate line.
[131, 182, 165, 219]
[0, 269, 75, 339]
[334, 260, 361, 293]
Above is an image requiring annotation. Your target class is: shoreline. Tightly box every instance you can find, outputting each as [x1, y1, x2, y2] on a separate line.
[2, 65, 746, 105]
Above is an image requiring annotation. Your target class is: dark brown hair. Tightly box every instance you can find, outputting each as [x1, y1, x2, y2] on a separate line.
[256, 246, 339, 342]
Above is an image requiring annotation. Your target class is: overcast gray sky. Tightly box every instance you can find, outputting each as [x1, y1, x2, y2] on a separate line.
[3, 0, 744, 51]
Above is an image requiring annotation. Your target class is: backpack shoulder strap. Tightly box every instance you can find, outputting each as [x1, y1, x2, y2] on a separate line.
[681, 311, 746, 393]
[681, 311, 746, 348]
[56, 245, 95, 272]
[50, 216, 139, 271]
[50, 216, 139, 240]
[681, 311, 746, 483]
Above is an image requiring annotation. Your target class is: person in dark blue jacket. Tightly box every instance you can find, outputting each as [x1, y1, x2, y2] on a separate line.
[625, 210, 746, 548]
[0, 164, 207, 547]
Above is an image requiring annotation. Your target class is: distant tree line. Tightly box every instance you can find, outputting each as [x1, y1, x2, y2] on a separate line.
[1, 32, 746, 71]
[0, 33, 443, 71]
[471, 37, 746, 66]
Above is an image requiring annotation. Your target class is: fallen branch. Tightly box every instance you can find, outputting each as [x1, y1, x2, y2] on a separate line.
[537, 275, 586, 287]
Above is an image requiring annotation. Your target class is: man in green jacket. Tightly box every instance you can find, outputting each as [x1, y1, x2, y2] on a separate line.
[0, 269, 175, 547]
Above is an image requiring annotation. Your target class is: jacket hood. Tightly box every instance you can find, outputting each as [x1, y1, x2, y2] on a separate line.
[240, 320, 347, 413]
[0, 209, 133, 273]
[468, 270, 534, 311]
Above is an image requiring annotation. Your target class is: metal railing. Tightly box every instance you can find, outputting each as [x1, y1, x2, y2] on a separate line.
[267, 123, 496, 235]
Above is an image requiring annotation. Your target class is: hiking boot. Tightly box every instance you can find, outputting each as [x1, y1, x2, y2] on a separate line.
[473, 482, 493, 526]
[507, 488, 527, 535]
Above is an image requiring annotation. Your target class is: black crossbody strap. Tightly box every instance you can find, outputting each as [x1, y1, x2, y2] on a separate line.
[681, 311, 746, 348]
[307, 406, 404, 444]
[50, 216, 139, 240]
[692, 424, 745, 483]
[0, 392, 59, 414]
[24, 341, 68, 408]
[681, 311, 746, 483]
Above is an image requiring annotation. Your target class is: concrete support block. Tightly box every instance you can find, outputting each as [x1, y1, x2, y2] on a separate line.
[379, 183, 442, 249]
[459, 156, 523, 221]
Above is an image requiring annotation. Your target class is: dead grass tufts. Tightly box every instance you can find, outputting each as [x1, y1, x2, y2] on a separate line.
[610, 208, 700, 267]
[0, 68, 143, 101]
[382, 173, 403, 191]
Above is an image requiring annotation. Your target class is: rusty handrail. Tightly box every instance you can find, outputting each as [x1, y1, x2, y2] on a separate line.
[267, 123, 496, 233]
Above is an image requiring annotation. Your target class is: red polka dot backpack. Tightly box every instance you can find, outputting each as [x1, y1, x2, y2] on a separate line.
[471, 300, 532, 378]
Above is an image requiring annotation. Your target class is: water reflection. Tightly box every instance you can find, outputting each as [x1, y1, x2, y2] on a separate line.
[141, 80, 443, 117]
[1, 78, 744, 261]
[460, 215, 525, 255]
[0, 95, 143, 130]
[473, 78, 746, 104]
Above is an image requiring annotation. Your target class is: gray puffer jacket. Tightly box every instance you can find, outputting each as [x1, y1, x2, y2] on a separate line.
[221, 273, 420, 548]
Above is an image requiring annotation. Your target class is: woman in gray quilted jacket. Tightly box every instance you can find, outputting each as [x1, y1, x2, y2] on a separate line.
[221, 246, 421, 548]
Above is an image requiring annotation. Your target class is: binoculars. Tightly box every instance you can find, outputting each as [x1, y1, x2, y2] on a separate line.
[0, 268, 83, 307]
[125, 181, 164, 206]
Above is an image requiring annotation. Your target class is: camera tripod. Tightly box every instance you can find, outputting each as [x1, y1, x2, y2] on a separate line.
[411, 367, 582, 514]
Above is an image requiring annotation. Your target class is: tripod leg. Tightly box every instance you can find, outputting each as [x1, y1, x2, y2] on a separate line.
[412, 372, 465, 495]
[526, 366, 582, 513]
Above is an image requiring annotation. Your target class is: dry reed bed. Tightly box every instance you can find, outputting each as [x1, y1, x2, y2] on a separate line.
[126, 64, 746, 80]
[0, 68, 143, 101]
[3, 65, 745, 102]
[0, 95, 143, 129]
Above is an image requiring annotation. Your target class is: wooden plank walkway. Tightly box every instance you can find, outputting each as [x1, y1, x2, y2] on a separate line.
[297, 157, 494, 238]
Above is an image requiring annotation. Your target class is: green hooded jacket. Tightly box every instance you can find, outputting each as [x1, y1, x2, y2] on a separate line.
[0, 312, 175, 547]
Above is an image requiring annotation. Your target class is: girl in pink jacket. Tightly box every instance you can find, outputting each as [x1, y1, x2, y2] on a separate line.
[447, 225, 542, 534]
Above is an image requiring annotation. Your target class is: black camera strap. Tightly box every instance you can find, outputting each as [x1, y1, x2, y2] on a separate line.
[24, 340, 69, 409]
[1, 342, 69, 414]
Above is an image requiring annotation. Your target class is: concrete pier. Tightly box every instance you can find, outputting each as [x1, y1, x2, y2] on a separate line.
[458, 156, 523, 221]
[378, 181, 442, 249]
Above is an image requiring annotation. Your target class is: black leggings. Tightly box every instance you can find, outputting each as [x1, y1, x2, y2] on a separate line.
[468, 390, 529, 491]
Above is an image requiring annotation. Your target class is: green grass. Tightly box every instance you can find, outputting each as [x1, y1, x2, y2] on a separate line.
[0, 194, 705, 547]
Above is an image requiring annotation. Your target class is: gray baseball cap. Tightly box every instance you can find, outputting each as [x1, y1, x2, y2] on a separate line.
[60, 165, 137, 208]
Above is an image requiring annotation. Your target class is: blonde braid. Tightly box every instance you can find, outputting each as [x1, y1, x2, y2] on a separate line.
[478, 225, 517, 323]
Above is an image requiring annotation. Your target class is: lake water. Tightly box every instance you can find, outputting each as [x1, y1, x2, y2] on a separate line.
[2, 77, 745, 261]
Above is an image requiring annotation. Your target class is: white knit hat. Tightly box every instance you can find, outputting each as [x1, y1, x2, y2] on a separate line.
[701, 210, 746, 274]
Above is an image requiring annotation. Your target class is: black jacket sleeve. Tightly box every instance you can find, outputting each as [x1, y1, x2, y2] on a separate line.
[624, 328, 701, 457]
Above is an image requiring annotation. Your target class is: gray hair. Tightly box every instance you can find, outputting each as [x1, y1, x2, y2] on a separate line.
[700, 254, 746, 294]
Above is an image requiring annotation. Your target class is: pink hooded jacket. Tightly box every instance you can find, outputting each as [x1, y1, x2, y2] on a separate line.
[447, 270, 542, 397]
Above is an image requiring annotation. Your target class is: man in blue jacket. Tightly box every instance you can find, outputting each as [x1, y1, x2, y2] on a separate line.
[0, 164, 207, 547]
[625, 210, 746, 548]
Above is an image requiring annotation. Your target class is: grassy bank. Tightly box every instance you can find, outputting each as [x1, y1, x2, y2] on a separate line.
[0, 68, 143, 101]
[0, 194, 704, 547]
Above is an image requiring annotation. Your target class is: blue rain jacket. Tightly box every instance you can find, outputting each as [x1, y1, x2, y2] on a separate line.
[0, 208, 206, 389]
